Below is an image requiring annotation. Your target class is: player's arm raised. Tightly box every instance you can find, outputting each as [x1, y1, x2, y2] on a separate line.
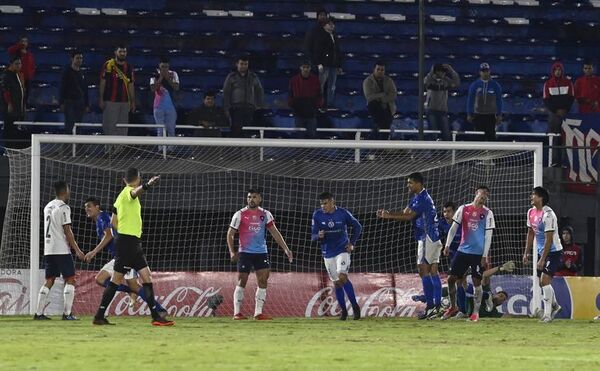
[267, 224, 293, 263]
[63, 224, 85, 261]
[130, 175, 160, 199]
[227, 226, 238, 263]
[85, 227, 114, 263]
[522, 227, 534, 264]
[376, 208, 416, 221]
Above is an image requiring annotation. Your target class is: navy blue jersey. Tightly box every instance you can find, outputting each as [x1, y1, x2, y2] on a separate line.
[311, 207, 362, 258]
[408, 189, 440, 242]
[439, 218, 461, 254]
[96, 211, 116, 257]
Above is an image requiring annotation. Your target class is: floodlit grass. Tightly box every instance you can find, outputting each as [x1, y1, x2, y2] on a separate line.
[0, 316, 598, 371]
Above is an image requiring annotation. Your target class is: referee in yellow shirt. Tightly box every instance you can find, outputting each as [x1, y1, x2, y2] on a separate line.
[93, 167, 174, 326]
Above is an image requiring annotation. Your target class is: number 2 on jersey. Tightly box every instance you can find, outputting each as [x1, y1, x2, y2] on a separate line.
[45, 215, 52, 238]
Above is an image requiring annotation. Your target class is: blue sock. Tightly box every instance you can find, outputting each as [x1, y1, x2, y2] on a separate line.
[335, 286, 347, 313]
[457, 285, 466, 313]
[103, 279, 130, 293]
[137, 287, 165, 312]
[412, 294, 427, 303]
[431, 274, 442, 307]
[343, 281, 358, 307]
[421, 275, 434, 308]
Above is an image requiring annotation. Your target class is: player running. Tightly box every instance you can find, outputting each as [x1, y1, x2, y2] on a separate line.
[312, 192, 363, 320]
[227, 189, 293, 320]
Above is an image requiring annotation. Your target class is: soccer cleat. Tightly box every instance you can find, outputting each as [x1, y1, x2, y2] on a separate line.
[33, 314, 51, 320]
[441, 306, 459, 320]
[426, 306, 441, 320]
[92, 317, 114, 325]
[254, 314, 273, 321]
[530, 308, 543, 319]
[152, 317, 175, 326]
[540, 315, 552, 323]
[62, 313, 78, 321]
[468, 313, 479, 322]
[232, 313, 247, 320]
[417, 308, 432, 320]
[340, 311, 348, 321]
[157, 308, 168, 319]
[352, 304, 361, 320]
[551, 304, 562, 320]
[452, 311, 467, 320]
[594, 315, 600, 321]
[411, 294, 426, 303]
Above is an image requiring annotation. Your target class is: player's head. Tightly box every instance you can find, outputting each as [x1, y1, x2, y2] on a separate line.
[531, 186, 549, 207]
[124, 167, 141, 186]
[406, 172, 424, 194]
[236, 56, 249, 74]
[474, 185, 490, 205]
[53, 180, 70, 201]
[114, 44, 127, 61]
[443, 201, 457, 221]
[492, 290, 509, 306]
[319, 191, 336, 213]
[246, 189, 262, 209]
[84, 197, 101, 219]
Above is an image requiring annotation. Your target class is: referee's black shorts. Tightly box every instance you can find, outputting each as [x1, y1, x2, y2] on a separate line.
[114, 234, 149, 274]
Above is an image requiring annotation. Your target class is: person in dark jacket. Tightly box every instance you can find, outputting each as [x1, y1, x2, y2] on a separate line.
[302, 9, 329, 60]
[59, 50, 89, 135]
[363, 61, 398, 138]
[555, 226, 582, 277]
[7, 36, 35, 104]
[186, 91, 228, 137]
[466, 63, 503, 141]
[311, 17, 342, 109]
[1, 55, 26, 148]
[543, 61, 574, 166]
[288, 60, 323, 138]
[424, 63, 460, 141]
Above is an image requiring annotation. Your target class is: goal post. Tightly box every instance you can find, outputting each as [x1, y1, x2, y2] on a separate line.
[8, 134, 543, 316]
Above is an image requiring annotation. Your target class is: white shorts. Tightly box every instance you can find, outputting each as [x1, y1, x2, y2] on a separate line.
[417, 236, 442, 265]
[101, 259, 137, 280]
[324, 252, 351, 282]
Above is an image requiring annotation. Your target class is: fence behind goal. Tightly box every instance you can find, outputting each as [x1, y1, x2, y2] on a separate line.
[0, 135, 543, 317]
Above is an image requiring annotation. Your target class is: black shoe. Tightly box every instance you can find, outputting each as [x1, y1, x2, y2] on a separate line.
[93, 317, 114, 325]
[418, 307, 434, 320]
[156, 308, 168, 319]
[425, 306, 441, 320]
[33, 314, 51, 320]
[62, 313, 78, 321]
[352, 304, 361, 320]
[340, 310, 348, 321]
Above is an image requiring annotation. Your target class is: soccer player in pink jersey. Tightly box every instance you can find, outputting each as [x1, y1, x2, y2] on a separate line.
[523, 186, 563, 323]
[227, 189, 293, 320]
[441, 186, 495, 322]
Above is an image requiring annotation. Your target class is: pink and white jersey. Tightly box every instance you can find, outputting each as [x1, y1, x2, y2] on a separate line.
[453, 203, 495, 256]
[527, 206, 562, 255]
[229, 207, 275, 254]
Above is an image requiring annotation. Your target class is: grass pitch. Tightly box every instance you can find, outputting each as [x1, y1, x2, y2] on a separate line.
[0, 316, 598, 371]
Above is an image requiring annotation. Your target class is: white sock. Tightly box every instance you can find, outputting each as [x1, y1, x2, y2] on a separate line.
[542, 285, 554, 318]
[254, 288, 267, 317]
[473, 285, 483, 314]
[36, 286, 50, 316]
[233, 286, 244, 315]
[63, 284, 75, 315]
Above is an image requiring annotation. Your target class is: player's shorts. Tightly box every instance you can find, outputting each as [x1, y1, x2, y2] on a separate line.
[44, 254, 75, 279]
[417, 236, 442, 265]
[114, 234, 149, 274]
[537, 250, 563, 277]
[237, 252, 270, 273]
[324, 252, 351, 282]
[449, 251, 483, 280]
[101, 259, 137, 280]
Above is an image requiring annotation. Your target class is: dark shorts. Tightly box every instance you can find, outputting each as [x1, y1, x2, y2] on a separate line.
[114, 234, 149, 274]
[44, 254, 75, 279]
[449, 251, 483, 280]
[537, 251, 563, 277]
[237, 252, 270, 273]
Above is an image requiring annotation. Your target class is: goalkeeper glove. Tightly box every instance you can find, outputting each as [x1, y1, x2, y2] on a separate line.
[499, 260, 515, 273]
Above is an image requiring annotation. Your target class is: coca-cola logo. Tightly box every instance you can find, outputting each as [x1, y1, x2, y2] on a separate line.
[109, 286, 222, 317]
[304, 287, 422, 318]
[0, 278, 29, 315]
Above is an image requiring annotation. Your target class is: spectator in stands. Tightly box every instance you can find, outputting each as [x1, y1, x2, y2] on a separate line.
[1, 55, 25, 148]
[99, 45, 135, 137]
[150, 57, 179, 139]
[312, 17, 342, 109]
[543, 61, 574, 166]
[363, 61, 397, 138]
[186, 91, 228, 136]
[288, 60, 322, 138]
[466, 63, 503, 141]
[7, 36, 35, 103]
[555, 226, 582, 277]
[424, 63, 460, 141]
[222, 56, 264, 137]
[59, 51, 89, 135]
[302, 8, 329, 60]
[574, 61, 600, 113]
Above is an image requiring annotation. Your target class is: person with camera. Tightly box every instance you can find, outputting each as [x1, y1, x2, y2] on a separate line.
[424, 63, 460, 141]
[150, 57, 179, 140]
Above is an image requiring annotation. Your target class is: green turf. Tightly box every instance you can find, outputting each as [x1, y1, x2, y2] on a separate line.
[1, 316, 598, 371]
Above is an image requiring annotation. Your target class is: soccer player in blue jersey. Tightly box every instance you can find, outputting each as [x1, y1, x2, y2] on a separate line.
[84, 197, 167, 315]
[312, 192, 363, 320]
[442, 186, 495, 322]
[523, 186, 563, 323]
[376, 172, 443, 319]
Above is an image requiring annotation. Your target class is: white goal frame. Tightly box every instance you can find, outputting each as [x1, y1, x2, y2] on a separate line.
[29, 134, 544, 315]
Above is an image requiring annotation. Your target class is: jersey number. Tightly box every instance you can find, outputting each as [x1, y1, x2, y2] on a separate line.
[45, 215, 52, 239]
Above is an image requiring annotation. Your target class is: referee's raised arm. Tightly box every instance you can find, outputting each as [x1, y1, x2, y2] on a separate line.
[130, 175, 160, 199]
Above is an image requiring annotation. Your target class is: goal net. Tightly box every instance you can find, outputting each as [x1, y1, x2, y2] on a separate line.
[1, 135, 542, 317]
